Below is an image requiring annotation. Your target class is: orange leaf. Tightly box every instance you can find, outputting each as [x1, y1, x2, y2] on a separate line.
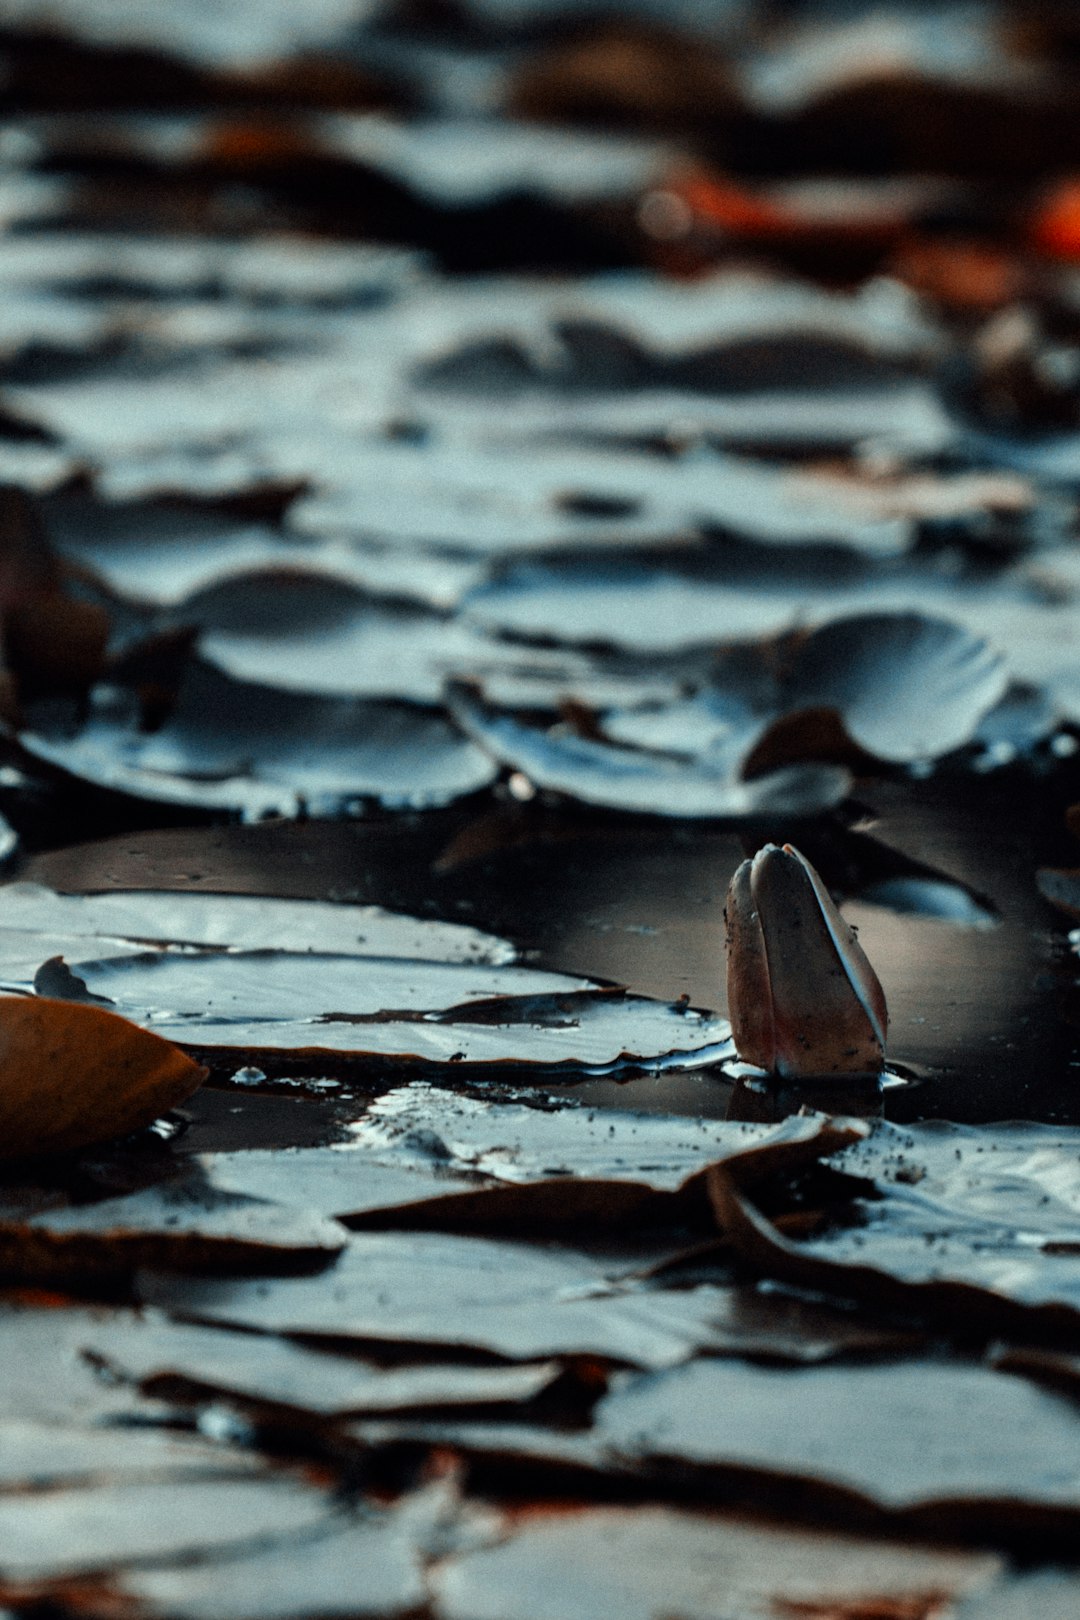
[1031, 180, 1080, 260]
[0, 996, 206, 1160]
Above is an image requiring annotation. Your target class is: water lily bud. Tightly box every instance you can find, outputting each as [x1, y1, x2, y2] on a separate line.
[725, 843, 888, 1078]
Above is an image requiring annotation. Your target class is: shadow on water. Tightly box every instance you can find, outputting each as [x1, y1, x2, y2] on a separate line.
[22, 756, 1080, 1127]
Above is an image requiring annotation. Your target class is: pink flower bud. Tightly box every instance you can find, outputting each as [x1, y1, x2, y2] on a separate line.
[725, 843, 887, 1078]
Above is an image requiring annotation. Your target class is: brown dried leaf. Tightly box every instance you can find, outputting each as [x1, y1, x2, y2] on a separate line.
[0, 993, 206, 1160]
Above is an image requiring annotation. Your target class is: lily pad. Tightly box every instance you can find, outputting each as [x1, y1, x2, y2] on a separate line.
[19, 662, 497, 817]
[112, 1498, 438, 1620]
[712, 1120, 1080, 1335]
[0, 1475, 335, 1584]
[447, 681, 850, 819]
[596, 1356, 1080, 1528]
[83, 1311, 563, 1418]
[0, 1172, 348, 1281]
[0, 882, 516, 968]
[778, 612, 1008, 762]
[431, 1502, 999, 1620]
[141, 1230, 754, 1367]
[199, 1096, 859, 1226]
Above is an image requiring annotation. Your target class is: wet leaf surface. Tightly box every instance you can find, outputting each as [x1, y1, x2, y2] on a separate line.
[0, 882, 518, 965]
[7, 0, 1080, 1605]
[196, 1095, 859, 1228]
[713, 1120, 1080, 1335]
[0, 1171, 348, 1281]
[140, 1228, 767, 1367]
[19, 663, 500, 816]
[109, 1495, 440, 1620]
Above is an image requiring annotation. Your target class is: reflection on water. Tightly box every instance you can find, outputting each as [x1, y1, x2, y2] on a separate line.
[26, 757, 1080, 1126]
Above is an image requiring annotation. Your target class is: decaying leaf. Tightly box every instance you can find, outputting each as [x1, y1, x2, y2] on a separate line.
[0, 992, 205, 1159]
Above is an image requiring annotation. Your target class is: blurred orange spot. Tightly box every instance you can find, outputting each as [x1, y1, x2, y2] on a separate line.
[674, 172, 788, 236]
[889, 234, 1023, 313]
[202, 121, 313, 169]
[1031, 179, 1080, 259]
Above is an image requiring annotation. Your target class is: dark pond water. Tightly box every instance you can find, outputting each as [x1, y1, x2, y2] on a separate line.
[22, 752, 1080, 1131]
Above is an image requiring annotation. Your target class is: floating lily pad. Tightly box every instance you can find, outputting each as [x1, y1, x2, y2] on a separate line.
[596, 1357, 1080, 1527]
[956, 1571, 1080, 1619]
[0, 883, 515, 968]
[778, 612, 1008, 762]
[431, 1502, 999, 1620]
[112, 1498, 437, 1620]
[200, 1097, 857, 1227]
[83, 1311, 562, 1418]
[713, 1120, 1080, 1335]
[193, 574, 667, 709]
[141, 1230, 750, 1367]
[0, 1475, 335, 1584]
[20, 663, 497, 817]
[0, 1173, 348, 1281]
[27, 942, 731, 1070]
[345, 1083, 857, 1193]
[447, 681, 850, 819]
[0, 1420, 260, 1491]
